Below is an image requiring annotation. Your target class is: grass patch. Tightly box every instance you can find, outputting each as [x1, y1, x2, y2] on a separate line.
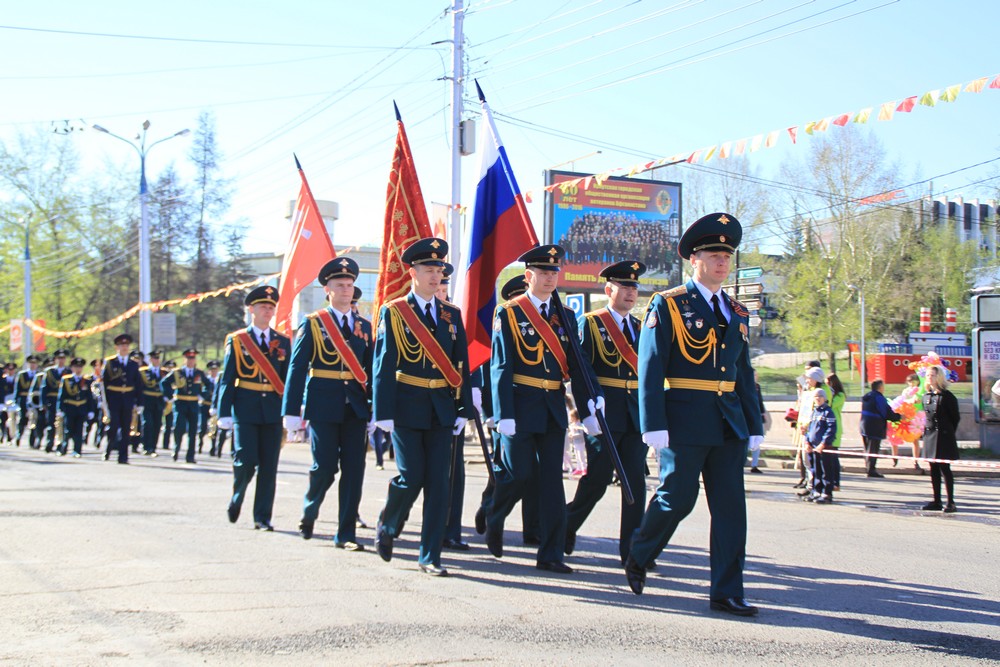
[958, 447, 1000, 460]
[761, 449, 795, 459]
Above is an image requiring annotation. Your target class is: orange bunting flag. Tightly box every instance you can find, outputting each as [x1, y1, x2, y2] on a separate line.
[854, 107, 873, 123]
[275, 156, 337, 336]
[374, 103, 434, 325]
[940, 84, 960, 102]
[765, 130, 780, 148]
[965, 77, 988, 93]
[718, 142, 731, 159]
[920, 91, 938, 107]
[787, 127, 798, 144]
[832, 114, 850, 127]
[896, 97, 917, 113]
[990, 75, 1000, 89]
[750, 134, 763, 152]
[878, 102, 895, 121]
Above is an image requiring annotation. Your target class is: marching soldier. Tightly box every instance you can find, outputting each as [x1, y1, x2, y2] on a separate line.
[203, 360, 221, 455]
[623, 213, 764, 617]
[208, 361, 227, 457]
[127, 351, 145, 453]
[56, 357, 97, 457]
[283, 256, 374, 548]
[2, 362, 18, 444]
[139, 351, 166, 457]
[161, 359, 177, 450]
[372, 237, 474, 577]
[85, 359, 107, 449]
[162, 348, 210, 464]
[15, 355, 41, 447]
[565, 260, 648, 564]
[486, 244, 603, 575]
[102, 334, 142, 464]
[217, 285, 291, 531]
[33, 349, 71, 453]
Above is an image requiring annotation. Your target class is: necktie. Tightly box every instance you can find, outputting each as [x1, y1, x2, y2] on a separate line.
[711, 294, 728, 329]
[259, 330, 268, 351]
[622, 317, 635, 346]
[341, 314, 351, 338]
[424, 302, 436, 331]
[540, 302, 548, 320]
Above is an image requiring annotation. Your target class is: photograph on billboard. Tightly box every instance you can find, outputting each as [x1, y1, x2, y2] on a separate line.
[545, 170, 682, 293]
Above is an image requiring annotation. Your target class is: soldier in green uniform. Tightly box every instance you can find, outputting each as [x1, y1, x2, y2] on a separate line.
[217, 285, 291, 531]
[139, 351, 166, 457]
[15, 355, 42, 448]
[102, 334, 142, 464]
[372, 238, 474, 576]
[486, 244, 603, 575]
[161, 359, 177, 450]
[127, 351, 145, 454]
[34, 349, 71, 453]
[566, 260, 648, 564]
[623, 212, 764, 617]
[283, 256, 374, 548]
[163, 348, 210, 463]
[56, 357, 97, 457]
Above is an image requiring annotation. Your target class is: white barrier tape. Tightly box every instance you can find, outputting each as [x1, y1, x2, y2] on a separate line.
[761, 443, 1000, 470]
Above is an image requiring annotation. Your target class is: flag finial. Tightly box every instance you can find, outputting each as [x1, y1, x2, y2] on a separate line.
[474, 79, 486, 103]
[294, 153, 302, 171]
[393, 101, 402, 122]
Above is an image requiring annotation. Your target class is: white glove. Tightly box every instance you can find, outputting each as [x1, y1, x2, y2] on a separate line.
[135, 406, 144, 416]
[484, 416, 495, 430]
[86, 412, 94, 420]
[453, 416, 468, 435]
[283, 415, 302, 432]
[209, 407, 217, 416]
[582, 414, 601, 436]
[643, 430, 670, 451]
[471, 387, 483, 414]
[748, 435, 764, 452]
[57, 410, 65, 418]
[217, 416, 234, 430]
[496, 419, 516, 437]
[366, 419, 377, 435]
[588, 396, 605, 414]
[375, 419, 394, 433]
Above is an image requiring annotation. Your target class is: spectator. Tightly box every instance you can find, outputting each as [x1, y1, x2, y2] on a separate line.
[793, 366, 825, 489]
[905, 373, 926, 474]
[804, 388, 837, 503]
[921, 366, 960, 513]
[860, 379, 901, 478]
[825, 373, 846, 490]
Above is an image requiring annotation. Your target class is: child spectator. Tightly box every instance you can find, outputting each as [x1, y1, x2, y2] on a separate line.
[804, 388, 837, 504]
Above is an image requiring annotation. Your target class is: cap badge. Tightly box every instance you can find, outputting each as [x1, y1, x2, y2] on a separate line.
[631, 262, 640, 270]
[718, 214, 730, 224]
[430, 239, 441, 249]
[547, 247, 558, 256]
[339, 259, 349, 266]
[265, 287, 275, 296]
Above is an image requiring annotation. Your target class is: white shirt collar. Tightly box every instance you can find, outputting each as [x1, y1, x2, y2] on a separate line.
[692, 279, 730, 320]
[330, 305, 352, 325]
[527, 291, 551, 313]
[251, 325, 270, 342]
[606, 307, 629, 327]
[411, 292, 437, 324]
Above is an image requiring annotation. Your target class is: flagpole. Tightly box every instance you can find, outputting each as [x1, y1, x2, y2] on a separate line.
[449, 0, 464, 287]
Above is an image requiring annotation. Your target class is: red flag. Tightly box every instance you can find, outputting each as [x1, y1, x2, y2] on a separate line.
[373, 103, 433, 324]
[275, 156, 336, 335]
[896, 96, 917, 113]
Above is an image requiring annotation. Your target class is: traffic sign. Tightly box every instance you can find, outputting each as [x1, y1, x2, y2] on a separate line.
[737, 266, 763, 280]
[564, 293, 585, 320]
[748, 316, 762, 328]
[742, 299, 762, 312]
[737, 282, 763, 296]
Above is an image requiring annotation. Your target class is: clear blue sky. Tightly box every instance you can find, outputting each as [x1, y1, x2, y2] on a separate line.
[1, 0, 997, 256]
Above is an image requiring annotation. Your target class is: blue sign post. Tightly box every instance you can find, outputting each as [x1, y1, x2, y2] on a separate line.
[564, 293, 585, 320]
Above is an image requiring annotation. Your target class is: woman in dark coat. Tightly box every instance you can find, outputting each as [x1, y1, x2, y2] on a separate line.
[921, 366, 960, 513]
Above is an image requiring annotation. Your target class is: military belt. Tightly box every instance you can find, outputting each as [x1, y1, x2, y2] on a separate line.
[63, 399, 86, 406]
[106, 385, 135, 393]
[235, 379, 276, 393]
[664, 378, 736, 394]
[175, 395, 200, 402]
[597, 377, 639, 390]
[512, 374, 563, 391]
[143, 391, 163, 397]
[310, 369, 356, 381]
[395, 372, 449, 389]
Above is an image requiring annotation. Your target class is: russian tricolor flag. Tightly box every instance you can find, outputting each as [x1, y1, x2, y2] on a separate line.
[455, 81, 539, 373]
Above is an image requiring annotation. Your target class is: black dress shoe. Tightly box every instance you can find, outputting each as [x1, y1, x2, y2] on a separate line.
[710, 597, 759, 617]
[299, 518, 314, 540]
[254, 520, 274, 531]
[442, 538, 470, 551]
[335, 540, 365, 551]
[522, 534, 540, 546]
[867, 471, 884, 478]
[418, 563, 449, 577]
[536, 561, 573, 574]
[227, 503, 240, 524]
[474, 507, 487, 535]
[624, 555, 646, 595]
[485, 526, 504, 558]
[375, 514, 393, 562]
[564, 530, 576, 556]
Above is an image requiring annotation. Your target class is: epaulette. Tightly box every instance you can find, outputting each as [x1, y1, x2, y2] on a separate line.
[139, 365, 149, 372]
[730, 297, 749, 318]
[583, 309, 604, 318]
[105, 355, 116, 362]
[439, 299, 460, 311]
[500, 301, 515, 310]
[656, 285, 688, 299]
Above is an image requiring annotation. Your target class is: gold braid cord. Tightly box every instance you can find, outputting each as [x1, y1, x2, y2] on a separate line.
[586, 316, 622, 370]
[665, 297, 716, 365]
[505, 306, 544, 367]
[387, 307, 425, 366]
[62, 378, 80, 398]
[232, 336, 261, 380]
[308, 317, 343, 366]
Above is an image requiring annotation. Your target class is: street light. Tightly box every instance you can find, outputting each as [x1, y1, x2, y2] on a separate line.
[21, 216, 33, 357]
[92, 121, 190, 354]
[848, 284, 866, 392]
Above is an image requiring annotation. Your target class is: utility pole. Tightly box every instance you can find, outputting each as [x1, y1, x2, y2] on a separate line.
[449, 0, 464, 277]
[23, 216, 32, 358]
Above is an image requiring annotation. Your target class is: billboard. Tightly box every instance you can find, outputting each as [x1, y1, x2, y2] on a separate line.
[545, 170, 682, 293]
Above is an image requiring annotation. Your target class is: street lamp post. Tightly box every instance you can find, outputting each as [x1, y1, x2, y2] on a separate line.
[848, 284, 866, 392]
[22, 216, 33, 358]
[92, 121, 190, 354]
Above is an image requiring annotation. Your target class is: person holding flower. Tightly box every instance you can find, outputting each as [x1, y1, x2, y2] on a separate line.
[921, 366, 960, 513]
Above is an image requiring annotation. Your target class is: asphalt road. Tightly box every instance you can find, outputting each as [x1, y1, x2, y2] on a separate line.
[2, 439, 998, 666]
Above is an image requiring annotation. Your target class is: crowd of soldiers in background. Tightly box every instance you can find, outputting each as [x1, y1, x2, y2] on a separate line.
[557, 211, 678, 274]
[1, 350, 227, 461]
